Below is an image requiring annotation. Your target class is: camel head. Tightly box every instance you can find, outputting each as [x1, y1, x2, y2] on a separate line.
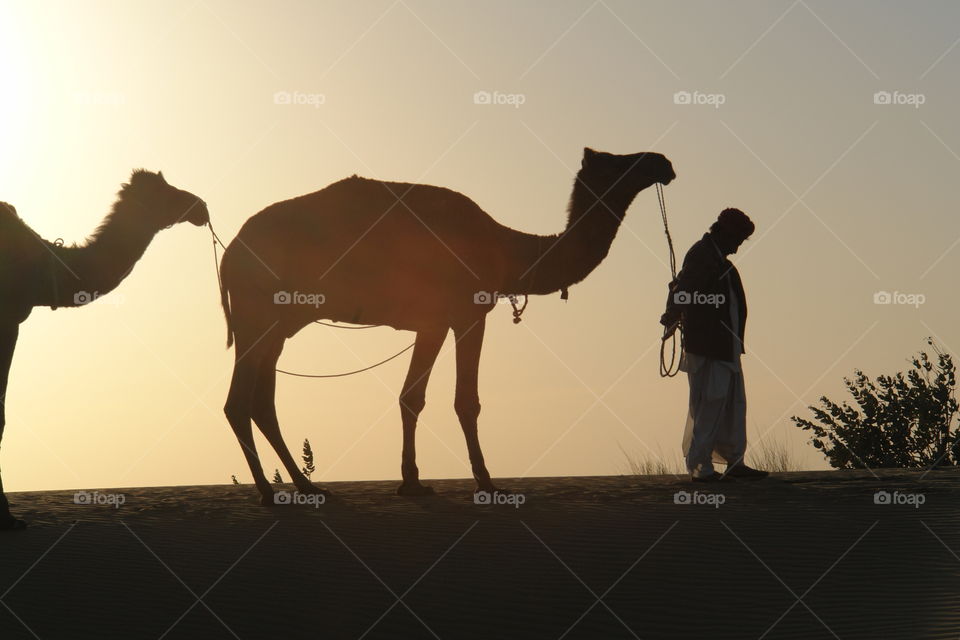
[122, 169, 209, 229]
[580, 148, 675, 195]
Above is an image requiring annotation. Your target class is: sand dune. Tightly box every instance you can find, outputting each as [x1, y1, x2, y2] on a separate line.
[1, 470, 957, 639]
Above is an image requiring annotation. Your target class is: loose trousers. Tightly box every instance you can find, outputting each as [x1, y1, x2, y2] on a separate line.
[681, 354, 747, 477]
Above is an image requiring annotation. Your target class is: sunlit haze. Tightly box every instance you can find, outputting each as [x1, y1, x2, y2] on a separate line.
[2, 1, 959, 491]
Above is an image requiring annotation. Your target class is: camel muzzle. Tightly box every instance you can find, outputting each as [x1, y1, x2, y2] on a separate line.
[187, 201, 210, 226]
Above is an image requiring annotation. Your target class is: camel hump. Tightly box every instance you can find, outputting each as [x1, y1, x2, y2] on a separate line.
[0, 202, 19, 221]
[0, 203, 29, 246]
[318, 176, 483, 213]
[232, 177, 493, 248]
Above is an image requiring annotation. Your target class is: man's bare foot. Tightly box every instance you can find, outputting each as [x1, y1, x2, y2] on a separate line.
[725, 463, 769, 480]
[692, 472, 736, 483]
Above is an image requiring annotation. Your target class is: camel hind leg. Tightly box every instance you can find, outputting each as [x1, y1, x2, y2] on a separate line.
[250, 335, 327, 496]
[224, 326, 276, 505]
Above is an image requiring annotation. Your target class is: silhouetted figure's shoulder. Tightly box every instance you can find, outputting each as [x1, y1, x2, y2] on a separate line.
[682, 233, 722, 267]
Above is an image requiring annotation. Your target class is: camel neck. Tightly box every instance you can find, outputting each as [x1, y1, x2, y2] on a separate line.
[501, 175, 637, 296]
[35, 200, 159, 309]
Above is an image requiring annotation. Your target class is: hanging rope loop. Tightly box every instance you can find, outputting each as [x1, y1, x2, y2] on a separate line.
[657, 183, 683, 378]
[508, 294, 528, 323]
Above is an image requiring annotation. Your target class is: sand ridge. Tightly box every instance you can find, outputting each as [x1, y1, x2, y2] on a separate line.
[1, 470, 957, 638]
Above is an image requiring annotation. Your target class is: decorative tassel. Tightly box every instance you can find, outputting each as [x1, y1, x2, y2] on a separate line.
[508, 294, 528, 324]
[560, 287, 569, 300]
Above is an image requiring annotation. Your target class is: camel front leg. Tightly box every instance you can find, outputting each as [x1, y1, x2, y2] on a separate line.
[0, 322, 25, 530]
[452, 318, 498, 492]
[397, 326, 447, 496]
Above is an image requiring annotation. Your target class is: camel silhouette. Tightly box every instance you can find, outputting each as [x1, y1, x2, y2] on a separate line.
[0, 170, 209, 529]
[219, 148, 675, 503]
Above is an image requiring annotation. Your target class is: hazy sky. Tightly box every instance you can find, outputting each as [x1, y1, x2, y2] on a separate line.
[1, 1, 958, 491]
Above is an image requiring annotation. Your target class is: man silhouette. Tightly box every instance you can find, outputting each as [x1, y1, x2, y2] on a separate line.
[660, 208, 768, 482]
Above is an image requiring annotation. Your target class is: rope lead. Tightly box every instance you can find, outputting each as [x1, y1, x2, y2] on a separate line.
[207, 221, 415, 378]
[657, 183, 683, 378]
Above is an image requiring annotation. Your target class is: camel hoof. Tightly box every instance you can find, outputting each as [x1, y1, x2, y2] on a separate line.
[0, 516, 27, 531]
[260, 493, 280, 507]
[295, 484, 330, 496]
[396, 483, 435, 496]
[476, 485, 503, 495]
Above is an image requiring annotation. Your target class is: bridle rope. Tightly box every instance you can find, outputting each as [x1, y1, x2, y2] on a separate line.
[657, 183, 683, 378]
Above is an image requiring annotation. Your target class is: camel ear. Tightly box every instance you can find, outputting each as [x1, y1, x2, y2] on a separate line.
[582, 147, 597, 168]
[157, 171, 167, 183]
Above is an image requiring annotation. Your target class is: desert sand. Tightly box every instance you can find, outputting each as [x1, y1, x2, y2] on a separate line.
[1, 469, 957, 639]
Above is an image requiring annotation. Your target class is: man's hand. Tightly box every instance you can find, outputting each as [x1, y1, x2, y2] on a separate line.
[661, 316, 681, 340]
[660, 308, 680, 327]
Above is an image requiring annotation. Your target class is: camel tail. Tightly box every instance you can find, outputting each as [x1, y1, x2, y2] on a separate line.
[220, 268, 234, 349]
